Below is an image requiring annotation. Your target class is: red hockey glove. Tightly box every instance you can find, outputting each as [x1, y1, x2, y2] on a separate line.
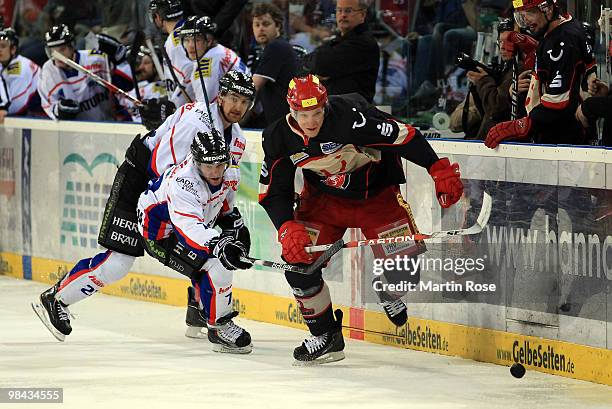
[499, 31, 538, 69]
[278, 220, 313, 265]
[485, 116, 532, 149]
[429, 158, 464, 208]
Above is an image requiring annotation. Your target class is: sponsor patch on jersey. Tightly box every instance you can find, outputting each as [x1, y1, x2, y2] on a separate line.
[290, 151, 310, 165]
[6, 61, 20, 75]
[260, 161, 268, 178]
[89, 49, 104, 56]
[193, 58, 212, 79]
[319, 142, 343, 155]
[176, 177, 201, 198]
[322, 173, 350, 189]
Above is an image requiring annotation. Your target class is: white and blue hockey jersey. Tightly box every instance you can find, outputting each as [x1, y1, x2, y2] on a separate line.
[143, 101, 246, 178]
[0, 55, 40, 114]
[137, 155, 240, 255]
[37, 49, 113, 121]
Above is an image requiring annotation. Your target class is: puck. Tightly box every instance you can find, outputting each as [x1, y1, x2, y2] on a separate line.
[510, 363, 526, 378]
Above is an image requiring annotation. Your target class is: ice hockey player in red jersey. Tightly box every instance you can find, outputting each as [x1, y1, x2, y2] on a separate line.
[258, 75, 464, 364]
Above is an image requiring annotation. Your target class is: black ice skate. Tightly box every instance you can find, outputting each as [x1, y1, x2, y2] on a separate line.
[380, 298, 408, 327]
[31, 285, 72, 342]
[185, 286, 208, 339]
[208, 311, 252, 354]
[293, 309, 345, 366]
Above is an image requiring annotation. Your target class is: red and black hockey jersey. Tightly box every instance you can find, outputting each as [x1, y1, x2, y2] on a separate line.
[526, 17, 596, 144]
[258, 93, 439, 229]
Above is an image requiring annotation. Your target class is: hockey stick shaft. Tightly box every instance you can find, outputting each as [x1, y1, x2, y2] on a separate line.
[145, 38, 165, 86]
[240, 256, 306, 274]
[193, 41, 217, 132]
[159, 42, 193, 103]
[52, 51, 142, 105]
[306, 192, 492, 253]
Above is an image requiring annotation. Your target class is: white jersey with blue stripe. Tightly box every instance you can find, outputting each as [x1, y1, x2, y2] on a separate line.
[137, 155, 240, 256]
[142, 101, 246, 178]
[164, 19, 195, 106]
[37, 49, 113, 121]
[0, 55, 40, 114]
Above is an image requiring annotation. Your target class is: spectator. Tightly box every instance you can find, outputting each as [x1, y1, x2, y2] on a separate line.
[0, 27, 42, 122]
[251, 2, 299, 125]
[302, 0, 379, 103]
[485, 0, 596, 148]
[465, 21, 537, 139]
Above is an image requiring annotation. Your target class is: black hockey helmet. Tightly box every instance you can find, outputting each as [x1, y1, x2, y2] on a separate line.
[179, 15, 217, 39]
[45, 24, 74, 48]
[219, 70, 256, 102]
[191, 129, 230, 165]
[149, 0, 183, 21]
[0, 27, 18, 48]
[96, 33, 127, 65]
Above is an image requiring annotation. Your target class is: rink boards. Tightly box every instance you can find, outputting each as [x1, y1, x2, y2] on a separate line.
[0, 117, 611, 386]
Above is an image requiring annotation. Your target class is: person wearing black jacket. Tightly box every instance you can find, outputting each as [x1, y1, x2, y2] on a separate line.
[302, 0, 379, 103]
[576, 78, 612, 146]
[181, 0, 248, 48]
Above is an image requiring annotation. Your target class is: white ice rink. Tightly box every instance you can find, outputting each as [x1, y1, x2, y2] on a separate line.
[1, 275, 612, 409]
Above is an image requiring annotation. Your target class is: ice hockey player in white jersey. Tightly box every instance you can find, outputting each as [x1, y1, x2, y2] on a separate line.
[31, 70, 255, 342]
[179, 15, 249, 104]
[149, 0, 195, 106]
[0, 27, 41, 122]
[146, 70, 254, 178]
[37, 24, 114, 121]
[138, 130, 253, 353]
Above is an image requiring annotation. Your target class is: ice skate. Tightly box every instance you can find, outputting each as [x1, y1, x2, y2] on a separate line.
[31, 285, 72, 342]
[185, 286, 208, 339]
[208, 312, 252, 354]
[293, 309, 345, 366]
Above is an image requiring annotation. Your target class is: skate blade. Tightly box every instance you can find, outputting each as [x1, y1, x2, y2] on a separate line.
[293, 351, 345, 367]
[185, 326, 208, 339]
[211, 343, 253, 354]
[31, 302, 66, 342]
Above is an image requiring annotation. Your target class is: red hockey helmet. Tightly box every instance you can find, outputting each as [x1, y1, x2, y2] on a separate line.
[513, 0, 557, 29]
[286, 74, 328, 111]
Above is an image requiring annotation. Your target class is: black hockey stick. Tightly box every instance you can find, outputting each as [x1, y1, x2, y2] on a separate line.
[127, 31, 145, 101]
[160, 39, 193, 103]
[241, 239, 344, 275]
[193, 32, 217, 133]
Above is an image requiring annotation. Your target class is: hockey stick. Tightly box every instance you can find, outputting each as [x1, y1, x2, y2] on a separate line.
[159, 40, 193, 103]
[128, 31, 146, 101]
[240, 239, 345, 275]
[305, 192, 492, 253]
[192, 33, 217, 133]
[51, 51, 142, 105]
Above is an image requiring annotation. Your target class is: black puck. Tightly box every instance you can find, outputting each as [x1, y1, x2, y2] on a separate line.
[510, 363, 526, 378]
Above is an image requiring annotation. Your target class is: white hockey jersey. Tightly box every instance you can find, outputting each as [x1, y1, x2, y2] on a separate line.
[38, 49, 113, 121]
[118, 80, 168, 122]
[186, 44, 250, 103]
[164, 20, 195, 106]
[137, 155, 240, 254]
[143, 101, 246, 178]
[0, 55, 40, 114]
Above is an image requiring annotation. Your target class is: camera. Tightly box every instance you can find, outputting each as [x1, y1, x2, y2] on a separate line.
[455, 53, 494, 75]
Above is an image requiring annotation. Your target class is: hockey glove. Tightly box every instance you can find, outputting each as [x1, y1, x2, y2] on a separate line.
[278, 220, 313, 265]
[485, 116, 532, 149]
[138, 98, 176, 131]
[216, 207, 251, 253]
[429, 158, 463, 208]
[57, 98, 80, 120]
[209, 233, 253, 271]
[499, 31, 538, 69]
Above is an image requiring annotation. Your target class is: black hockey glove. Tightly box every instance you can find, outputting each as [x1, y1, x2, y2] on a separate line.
[138, 98, 176, 131]
[209, 233, 253, 271]
[216, 207, 250, 253]
[57, 98, 80, 120]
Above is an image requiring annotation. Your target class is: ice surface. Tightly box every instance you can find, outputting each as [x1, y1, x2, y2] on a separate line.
[1, 276, 611, 409]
